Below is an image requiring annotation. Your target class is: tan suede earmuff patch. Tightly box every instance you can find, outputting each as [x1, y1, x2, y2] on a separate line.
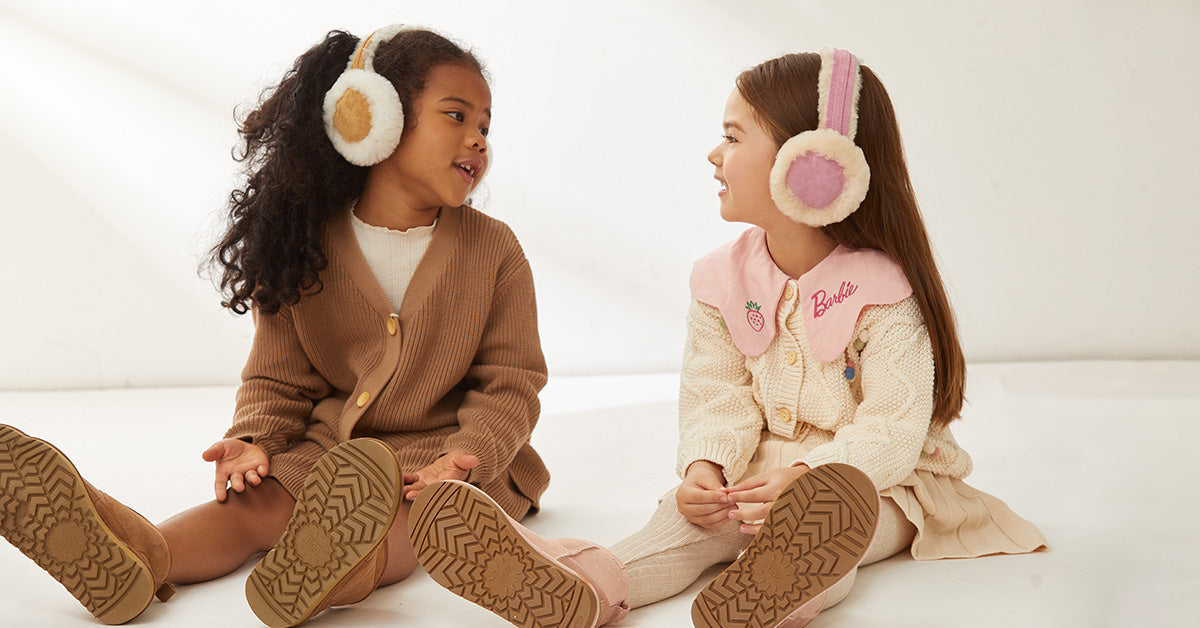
[333, 89, 372, 143]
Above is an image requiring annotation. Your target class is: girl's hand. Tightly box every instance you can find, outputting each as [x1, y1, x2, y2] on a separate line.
[202, 439, 270, 502]
[723, 465, 811, 534]
[403, 450, 480, 501]
[677, 460, 734, 529]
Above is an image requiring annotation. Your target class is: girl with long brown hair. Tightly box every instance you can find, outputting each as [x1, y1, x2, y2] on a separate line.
[407, 48, 1046, 628]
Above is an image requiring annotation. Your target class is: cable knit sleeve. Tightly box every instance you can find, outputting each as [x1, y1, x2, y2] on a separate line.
[796, 299, 934, 489]
[225, 305, 333, 458]
[676, 299, 766, 484]
[441, 256, 548, 487]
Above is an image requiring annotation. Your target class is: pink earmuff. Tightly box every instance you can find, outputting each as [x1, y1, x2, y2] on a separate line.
[769, 48, 870, 227]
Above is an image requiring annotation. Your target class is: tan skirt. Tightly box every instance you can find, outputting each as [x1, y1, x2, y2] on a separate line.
[739, 431, 1047, 561]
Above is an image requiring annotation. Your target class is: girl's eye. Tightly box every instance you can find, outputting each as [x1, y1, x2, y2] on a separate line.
[479, 127, 489, 138]
[447, 111, 464, 122]
[723, 134, 737, 144]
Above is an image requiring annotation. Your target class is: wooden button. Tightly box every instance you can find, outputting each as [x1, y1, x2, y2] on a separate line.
[784, 284, 796, 301]
[356, 391, 371, 407]
[785, 350, 798, 365]
[778, 408, 792, 423]
[386, 317, 398, 336]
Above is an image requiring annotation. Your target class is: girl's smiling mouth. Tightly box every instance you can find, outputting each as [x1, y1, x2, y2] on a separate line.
[455, 159, 482, 183]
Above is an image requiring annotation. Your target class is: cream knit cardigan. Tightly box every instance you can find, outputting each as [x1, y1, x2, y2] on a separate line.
[677, 293, 972, 491]
[226, 205, 549, 518]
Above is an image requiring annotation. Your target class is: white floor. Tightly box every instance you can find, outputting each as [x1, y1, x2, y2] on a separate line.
[1, 361, 1197, 627]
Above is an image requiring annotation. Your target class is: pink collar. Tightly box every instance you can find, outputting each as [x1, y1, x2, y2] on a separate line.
[689, 228, 913, 361]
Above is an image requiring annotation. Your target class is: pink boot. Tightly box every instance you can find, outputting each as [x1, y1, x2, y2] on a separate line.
[691, 463, 880, 628]
[409, 480, 630, 628]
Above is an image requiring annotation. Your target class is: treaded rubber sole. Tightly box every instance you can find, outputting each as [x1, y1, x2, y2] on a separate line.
[245, 438, 402, 628]
[0, 424, 156, 625]
[691, 463, 880, 628]
[408, 480, 600, 628]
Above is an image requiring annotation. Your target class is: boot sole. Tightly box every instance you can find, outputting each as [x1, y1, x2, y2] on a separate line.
[691, 463, 879, 628]
[409, 480, 600, 628]
[245, 438, 402, 628]
[0, 424, 156, 625]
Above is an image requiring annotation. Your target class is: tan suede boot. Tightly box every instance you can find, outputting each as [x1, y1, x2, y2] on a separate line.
[245, 438, 402, 628]
[409, 480, 631, 628]
[0, 424, 175, 625]
[691, 462, 880, 628]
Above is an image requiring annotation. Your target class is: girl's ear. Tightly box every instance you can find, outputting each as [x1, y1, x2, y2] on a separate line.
[768, 48, 870, 227]
[323, 25, 411, 166]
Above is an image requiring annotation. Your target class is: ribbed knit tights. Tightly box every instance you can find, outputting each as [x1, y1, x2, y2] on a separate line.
[609, 488, 916, 610]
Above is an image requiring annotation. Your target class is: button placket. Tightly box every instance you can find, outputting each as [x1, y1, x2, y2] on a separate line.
[767, 280, 805, 438]
[777, 297, 804, 436]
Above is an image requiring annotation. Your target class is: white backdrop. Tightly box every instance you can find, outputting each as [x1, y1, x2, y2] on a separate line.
[1, 0, 1197, 390]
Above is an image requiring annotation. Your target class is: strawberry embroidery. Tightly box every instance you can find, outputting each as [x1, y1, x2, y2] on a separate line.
[745, 301, 765, 332]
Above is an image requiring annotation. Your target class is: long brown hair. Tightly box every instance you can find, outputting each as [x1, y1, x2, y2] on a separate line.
[737, 53, 965, 427]
[209, 29, 484, 315]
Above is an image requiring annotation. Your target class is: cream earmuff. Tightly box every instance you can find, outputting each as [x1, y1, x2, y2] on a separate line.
[769, 48, 870, 227]
[323, 24, 411, 166]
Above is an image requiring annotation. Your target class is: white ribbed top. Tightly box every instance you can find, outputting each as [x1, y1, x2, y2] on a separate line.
[350, 210, 437, 311]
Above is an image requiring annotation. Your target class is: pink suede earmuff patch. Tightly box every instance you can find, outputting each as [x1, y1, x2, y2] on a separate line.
[786, 151, 845, 210]
[768, 48, 869, 228]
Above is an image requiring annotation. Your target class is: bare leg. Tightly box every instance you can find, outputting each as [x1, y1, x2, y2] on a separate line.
[158, 478, 295, 584]
[378, 500, 418, 586]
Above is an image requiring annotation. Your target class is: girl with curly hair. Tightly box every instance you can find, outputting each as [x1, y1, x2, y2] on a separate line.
[1, 24, 549, 627]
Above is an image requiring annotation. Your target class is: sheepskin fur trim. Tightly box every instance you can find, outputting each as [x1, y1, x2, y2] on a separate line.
[769, 128, 870, 227]
[817, 47, 864, 141]
[323, 68, 405, 166]
[323, 24, 413, 166]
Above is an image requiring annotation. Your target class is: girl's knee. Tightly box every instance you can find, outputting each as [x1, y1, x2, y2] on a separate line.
[216, 479, 295, 548]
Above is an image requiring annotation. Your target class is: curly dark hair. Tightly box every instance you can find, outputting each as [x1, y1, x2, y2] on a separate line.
[209, 28, 485, 315]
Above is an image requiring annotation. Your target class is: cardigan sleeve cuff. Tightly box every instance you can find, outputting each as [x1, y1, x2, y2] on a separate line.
[441, 432, 501, 486]
[677, 440, 750, 486]
[796, 441, 914, 491]
[794, 442, 849, 473]
[223, 425, 290, 460]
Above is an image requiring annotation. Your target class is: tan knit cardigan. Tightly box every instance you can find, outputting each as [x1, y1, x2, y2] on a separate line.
[225, 205, 549, 518]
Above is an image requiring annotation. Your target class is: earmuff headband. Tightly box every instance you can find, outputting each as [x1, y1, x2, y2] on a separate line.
[768, 47, 870, 227]
[350, 33, 375, 70]
[350, 23, 407, 72]
[323, 25, 410, 167]
[819, 48, 861, 139]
